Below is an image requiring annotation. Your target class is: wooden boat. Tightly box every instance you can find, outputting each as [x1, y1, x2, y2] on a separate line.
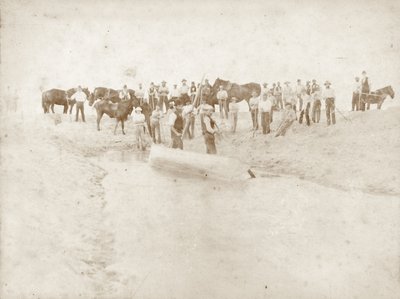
[148, 145, 255, 181]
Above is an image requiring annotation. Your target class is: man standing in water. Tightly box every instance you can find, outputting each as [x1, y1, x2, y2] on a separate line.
[168, 99, 184, 149]
[201, 104, 218, 154]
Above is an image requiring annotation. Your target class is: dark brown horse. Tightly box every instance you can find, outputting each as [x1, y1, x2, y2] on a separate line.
[93, 97, 137, 134]
[42, 88, 90, 114]
[210, 78, 261, 108]
[89, 87, 136, 106]
[364, 85, 395, 109]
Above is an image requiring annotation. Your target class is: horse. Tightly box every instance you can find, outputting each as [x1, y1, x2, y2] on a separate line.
[93, 96, 137, 134]
[88, 87, 137, 106]
[364, 85, 395, 109]
[42, 89, 69, 113]
[66, 87, 90, 114]
[210, 78, 261, 108]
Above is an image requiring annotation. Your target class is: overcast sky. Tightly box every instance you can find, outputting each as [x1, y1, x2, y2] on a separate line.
[1, 0, 399, 109]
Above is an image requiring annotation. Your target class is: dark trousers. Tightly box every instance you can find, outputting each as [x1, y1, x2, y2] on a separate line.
[171, 131, 183, 149]
[312, 100, 321, 123]
[360, 93, 367, 111]
[204, 132, 217, 154]
[76, 102, 85, 122]
[352, 92, 360, 111]
[260, 112, 270, 134]
[299, 102, 311, 126]
[251, 109, 258, 129]
[325, 98, 336, 125]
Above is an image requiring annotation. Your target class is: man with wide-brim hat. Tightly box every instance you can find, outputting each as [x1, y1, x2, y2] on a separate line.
[322, 80, 336, 126]
[229, 96, 239, 133]
[201, 104, 218, 154]
[158, 80, 169, 113]
[179, 79, 190, 104]
[132, 106, 146, 150]
[168, 99, 184, 149]
[352, 76, 361, 111]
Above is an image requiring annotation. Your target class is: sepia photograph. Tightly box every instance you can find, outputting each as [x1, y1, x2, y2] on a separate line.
[0, 0, 399, 298]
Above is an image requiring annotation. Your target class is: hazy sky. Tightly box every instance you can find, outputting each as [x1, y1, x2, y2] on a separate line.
[1, 0, 399, 108]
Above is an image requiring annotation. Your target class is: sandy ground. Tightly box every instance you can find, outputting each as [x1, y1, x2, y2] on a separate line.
[1, 106, 399, 299]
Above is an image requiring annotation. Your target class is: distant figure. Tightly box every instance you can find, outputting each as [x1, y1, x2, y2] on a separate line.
[148, 82, 158, 111]
[201, 104, 218, 154]
[158, 80, 169, 113]
[190, 81, 197, 103]
[132, 107, 146, 150]
[352, 77, 361, 111]
[282, 81, 292, 106]
[216, 85, 229, 119]
[201, 79, 212, 104]
[168, 100, 184, 149]
[305, 81, 311, 95]
[311, 88, 322, 123]
[170, 84, 180, 103]
[249, 91, 259, 130]
[179, 79, 190, 104]
[267, 90, 276, 122]
[150, 106, 163, 144]
[299, 89, 311, 126]
[119, 84, 131, 101]
[296, 79, 305, 112]
[311, 79, 319, 94]
[360, 70, 370, 111]
[182, 99, 195, 139]
[273, 82, 283, 109]
[322, 81, 336, 125]
[229, 97, 239, 133]
[275, 103, 296, 137]
[135, 83, 145, 106]
[261, 83, 269, 98]
[259, 92, 273, 134]
[71, 85, 87, 122]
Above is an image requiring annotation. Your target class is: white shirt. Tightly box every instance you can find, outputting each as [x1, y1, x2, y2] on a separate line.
[168, 112, 177, 126]
[296, 84, 305, 95]
[135, 88, 145, 98]
[71, 91, 87, 102]
[282, 86, 292, 98]
[217, 90, 228, 100]
[182, 104, 194, 118]
[301, 94, 311, 109]
[259, 99, 272, 112]
[249, 97, 259, 110]
[132, 112, 145, 125]
[322, 88, 335, 99]
[171, 88, 180, 98]
[179, 85, 189, 95]
[353, 81, 361, 93]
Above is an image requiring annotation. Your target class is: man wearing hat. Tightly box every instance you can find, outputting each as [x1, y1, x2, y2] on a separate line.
[150, 105, 163, 144]
[259, 92, 273, 134]
[201, 79, 211, 104]
[70, 85, 87, 122]
[261, 83, 269, 98]
[299, 89, 311, 126]
[132, 106, 146, 150]
[119, 84, 131, 101]
[170, 84, 180, 103]
[158, 80, 169, 113]
[229, 97, 239, 133]
[311, 79, 319, 95]
[322, 81, 336, 125]
[296, 79, 305, 112]
[352, 77, 361, 111]
[311, 86, 322, 123]
[217, 85, 229, 120]
[190, 81, 197, 103]
[182, 99, 196, 139]
[273, 82, 283, 109]
[249, 91, 259, 130]
[179, 79, 190, 104]
[282, 81, 292, 106]
[201, 104, 218, 154]
[360, 71, 370, 111]
[168, 99, 184, 149]
[148, 82, 158, 111]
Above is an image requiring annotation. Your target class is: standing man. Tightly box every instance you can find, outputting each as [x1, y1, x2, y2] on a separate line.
[201, 79, 211, 105]
[190, 81, 197, 103]
[201, 104, 218, 154]
[135, 83, 145, 106]
[259, 92, 273, 134]
[182, 99, 195, 139]
[229, 97, 239, 133]
[170, 84, 180, 104]
[352, 77, 361, 111]
[282, 81, 292, 106]
[322, 81, 336, 126]
[71, 85, 87, 122]
[179, 79, 190, 104]
[311, 87, 322, 123]
[150, 106, 163, 144]
[299, 89, 311, 126]
[119, 84, 131, 101]
[296, 79, 305, 112]
[305, 81, 311, 95]
[168, 99, 184, 149]
[274, 82, 283, 109]
[216, 85, 229, 120]
[148, 82, 158, 111]
[360, 71, 371, 111]
[311, 79, 319, 94]
[261, 83, 269, 98]
[132, 107, 146, 150]
[267, 90, 276, 122]
[158, 80, 169, 113]
[249, 91, 259, 130]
